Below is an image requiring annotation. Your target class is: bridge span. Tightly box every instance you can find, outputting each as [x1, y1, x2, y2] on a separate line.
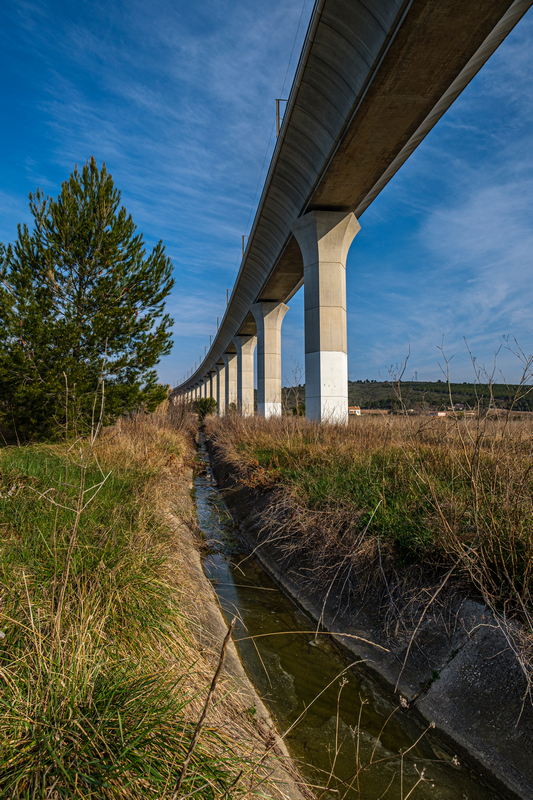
[174, 0, 531, 421]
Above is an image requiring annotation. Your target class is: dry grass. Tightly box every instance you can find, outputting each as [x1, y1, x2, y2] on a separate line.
[0, 403, 286, 799]
[204, 411, 533, 686]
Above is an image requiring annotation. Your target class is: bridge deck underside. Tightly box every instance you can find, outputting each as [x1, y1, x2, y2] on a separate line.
[180, 0, 526, 389]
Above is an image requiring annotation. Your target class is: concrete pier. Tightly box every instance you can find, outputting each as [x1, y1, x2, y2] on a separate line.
[222, 352, 238, 410]
[233, 334, 257, 417]
[216, 361, 226, 415]
[291, 211, 360, 423]
[209, 368, 217, 404]
[251, 302, 288, 417]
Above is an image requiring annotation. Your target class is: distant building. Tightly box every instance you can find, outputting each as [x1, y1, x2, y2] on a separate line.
[348, 406, 361, 416]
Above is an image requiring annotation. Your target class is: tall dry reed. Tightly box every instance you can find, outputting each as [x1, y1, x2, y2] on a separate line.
[204, 411, 533, 688]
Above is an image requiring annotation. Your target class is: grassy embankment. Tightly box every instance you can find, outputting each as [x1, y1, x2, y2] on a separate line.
[205, 412, 533, 680]
[0, 406, 278, 799]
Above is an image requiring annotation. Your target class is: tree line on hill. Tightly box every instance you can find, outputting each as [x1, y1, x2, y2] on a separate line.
[280, 381, 533, 412]
[349, 380, 533, 411]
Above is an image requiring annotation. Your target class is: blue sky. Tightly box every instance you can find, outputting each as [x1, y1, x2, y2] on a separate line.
[1, 1, 532, 387]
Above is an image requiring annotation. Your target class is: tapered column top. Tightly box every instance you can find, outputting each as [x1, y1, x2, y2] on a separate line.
[251, 301, 289, 329]
[291, 211, 360, 266]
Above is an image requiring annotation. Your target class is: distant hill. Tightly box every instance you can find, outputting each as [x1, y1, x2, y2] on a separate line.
[280, 380, 533, 412]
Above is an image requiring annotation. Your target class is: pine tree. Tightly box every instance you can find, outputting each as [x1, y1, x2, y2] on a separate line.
[0, 158, 174, 439]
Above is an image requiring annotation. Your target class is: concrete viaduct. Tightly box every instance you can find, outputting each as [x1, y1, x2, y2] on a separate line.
[174, 0, 531, 422]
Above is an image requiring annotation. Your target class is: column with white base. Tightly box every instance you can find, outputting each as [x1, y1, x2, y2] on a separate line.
[233, 334, 257, 416]
[208, 368, 217, 404]
[251, 302, 289, 417]
[216, 361, 226, 415]
[291, 211, 360, 423]
[222, 352, 238, 411]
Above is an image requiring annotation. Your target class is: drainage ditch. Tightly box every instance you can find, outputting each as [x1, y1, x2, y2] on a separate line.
[195, 435, 504, 800]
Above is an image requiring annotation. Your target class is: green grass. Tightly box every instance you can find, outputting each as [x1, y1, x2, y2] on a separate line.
[0, 417, 260, 799]
[207, 414, 533, 614]
[236, 441, 452, 558]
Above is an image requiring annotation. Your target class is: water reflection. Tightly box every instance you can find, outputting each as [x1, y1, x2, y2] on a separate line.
[195, 440, 501, 800]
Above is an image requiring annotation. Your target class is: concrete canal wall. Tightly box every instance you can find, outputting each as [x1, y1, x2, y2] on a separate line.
[206, 441, 533, 800]
[168, 464, 310, 800]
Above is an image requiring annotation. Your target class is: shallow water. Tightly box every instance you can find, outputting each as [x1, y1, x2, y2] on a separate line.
[195, 437, 502, 800]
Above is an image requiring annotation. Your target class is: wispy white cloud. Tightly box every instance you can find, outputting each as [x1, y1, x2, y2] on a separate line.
[346, 9, 533, 383]
[1, 0, 531, 387]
